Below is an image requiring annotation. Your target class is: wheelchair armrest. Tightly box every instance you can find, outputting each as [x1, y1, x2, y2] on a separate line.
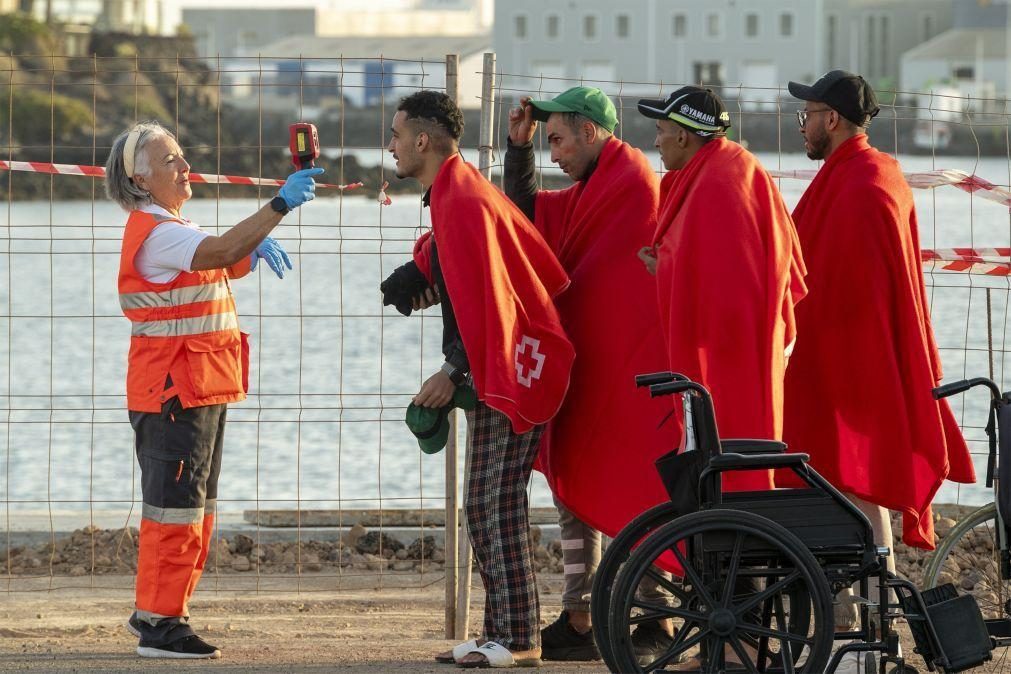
[709, 452, 809, 471]
[719, 439, 787, 455]
[635, 371, 688, 388]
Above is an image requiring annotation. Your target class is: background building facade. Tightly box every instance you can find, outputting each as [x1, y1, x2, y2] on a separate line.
[902, 0, 1011, 101]
[182, 8, 316, 58]
[494, 0, 953, 102]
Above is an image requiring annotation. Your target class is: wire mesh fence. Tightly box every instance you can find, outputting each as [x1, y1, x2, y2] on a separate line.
[2, 52, 1011, 606]
[0, 53, 461, 595]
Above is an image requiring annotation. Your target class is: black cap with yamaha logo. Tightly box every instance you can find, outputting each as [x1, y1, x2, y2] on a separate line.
[788, 70, 880, 127]
[637, 86, 731, 137]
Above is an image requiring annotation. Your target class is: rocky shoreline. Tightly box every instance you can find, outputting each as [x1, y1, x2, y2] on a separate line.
[0, 504, 986, 586]
[1, 520, 568, 577]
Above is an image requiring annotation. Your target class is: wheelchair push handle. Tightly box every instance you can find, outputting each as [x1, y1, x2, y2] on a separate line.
[649, 380, 710, 399]
[635, 371, 689, 388]
[932, 377, 1001, 401]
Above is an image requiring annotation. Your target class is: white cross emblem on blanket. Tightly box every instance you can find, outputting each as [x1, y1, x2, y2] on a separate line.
[515, 335, 546, 388]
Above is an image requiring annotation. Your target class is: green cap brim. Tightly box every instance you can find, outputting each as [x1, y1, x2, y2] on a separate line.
[418, 421, 450, 454]
[528, 99, 573, 122]
[527, 99, 618, 132]
[406, 404, 449, 454]
[406, 384, 477, 455]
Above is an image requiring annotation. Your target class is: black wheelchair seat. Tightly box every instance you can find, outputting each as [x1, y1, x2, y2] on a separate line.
[719, 488, 872, 565]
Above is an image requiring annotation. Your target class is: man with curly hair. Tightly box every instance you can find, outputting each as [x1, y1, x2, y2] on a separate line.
[383, 90, 574, 669]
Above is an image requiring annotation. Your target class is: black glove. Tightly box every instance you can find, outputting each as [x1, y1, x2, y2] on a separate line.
[380, 261, 432, 316]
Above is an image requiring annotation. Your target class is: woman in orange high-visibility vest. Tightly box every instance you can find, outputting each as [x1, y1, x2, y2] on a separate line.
[105, 121, 323, 660]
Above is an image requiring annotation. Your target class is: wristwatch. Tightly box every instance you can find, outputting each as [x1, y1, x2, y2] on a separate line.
[270, 195, 290, 216]
[441, 361, 467, 386]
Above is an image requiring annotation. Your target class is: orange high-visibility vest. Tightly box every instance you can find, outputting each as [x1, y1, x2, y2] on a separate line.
[118, 208, 250, 412]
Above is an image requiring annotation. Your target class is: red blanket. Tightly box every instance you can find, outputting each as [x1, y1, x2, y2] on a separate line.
[424, 154, 575, 433]
[531, 138, 678, 537]
[655, 138, 807, 491]
[413, 230, 433, 279]
[782, 134, 974, 549]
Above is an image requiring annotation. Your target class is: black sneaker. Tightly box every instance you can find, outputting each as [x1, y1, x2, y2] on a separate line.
[540, 612, 600, 661]
[125, 612, 142, 638]
[631, 621, 676, 666]
[137, 635, 221, 659]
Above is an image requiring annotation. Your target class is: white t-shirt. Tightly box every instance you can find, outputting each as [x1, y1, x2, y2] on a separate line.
[135, 204, 211, 283]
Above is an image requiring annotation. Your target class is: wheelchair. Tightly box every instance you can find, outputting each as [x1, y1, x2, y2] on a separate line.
[591, 372, 995, 673]
[924, 377, 1011, 671]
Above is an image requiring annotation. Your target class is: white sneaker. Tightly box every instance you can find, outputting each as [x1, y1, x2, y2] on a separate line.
[832, 642, 876, 674]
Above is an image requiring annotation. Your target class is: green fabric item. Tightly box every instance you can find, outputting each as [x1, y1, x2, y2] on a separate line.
[528, 86, 619, 132]
[405, 385, 477, 454]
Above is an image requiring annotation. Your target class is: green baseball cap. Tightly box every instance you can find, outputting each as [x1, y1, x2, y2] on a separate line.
[405, 384, 478, 454]
[528, 86, 619, 133]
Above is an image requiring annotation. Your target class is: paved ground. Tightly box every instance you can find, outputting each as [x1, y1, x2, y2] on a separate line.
[0, 571, 992, 673]
[0, 573, 605, 673]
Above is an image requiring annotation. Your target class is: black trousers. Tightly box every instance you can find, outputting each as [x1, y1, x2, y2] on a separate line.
[129, 397, 226, 646]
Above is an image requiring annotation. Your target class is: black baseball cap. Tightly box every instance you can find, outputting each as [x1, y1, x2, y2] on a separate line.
[637, 86, 731, 137]
[788, 70, 880, 127]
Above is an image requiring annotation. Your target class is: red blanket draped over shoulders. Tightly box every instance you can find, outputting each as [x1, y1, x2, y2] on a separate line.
[655, 137, 807, 491]
[531, 137, 678, 537]
[426, 153, 575, 434]
[782, 134, 974, 549]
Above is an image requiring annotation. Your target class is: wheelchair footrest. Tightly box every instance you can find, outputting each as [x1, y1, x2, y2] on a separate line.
[986, 618, 1011, 640]
[901, 583, 992, 672]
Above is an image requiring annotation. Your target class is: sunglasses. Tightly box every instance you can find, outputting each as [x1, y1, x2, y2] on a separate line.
[796, 108, 833, 128]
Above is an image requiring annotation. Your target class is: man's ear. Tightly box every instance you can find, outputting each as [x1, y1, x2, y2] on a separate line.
[677, 127, 689, 148]
[826, 110, 841, 132]
[582, 121, 597, 143]
[415, 131, 429, 152]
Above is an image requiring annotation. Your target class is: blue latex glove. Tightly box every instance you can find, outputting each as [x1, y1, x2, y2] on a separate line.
[278, 167, 325, 210]
[250, 236, 293, 279]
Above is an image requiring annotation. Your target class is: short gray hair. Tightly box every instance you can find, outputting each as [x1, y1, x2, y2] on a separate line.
[104, 121, 174, 212]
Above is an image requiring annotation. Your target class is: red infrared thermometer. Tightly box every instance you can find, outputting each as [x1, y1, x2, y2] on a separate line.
[289, 122, 320, 170]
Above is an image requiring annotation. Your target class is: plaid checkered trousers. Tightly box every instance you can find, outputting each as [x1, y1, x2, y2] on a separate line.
[464, 401, 544, 650]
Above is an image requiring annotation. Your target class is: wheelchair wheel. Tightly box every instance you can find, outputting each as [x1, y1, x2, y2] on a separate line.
[608, 509, 834, 673]
[591, 501, 685, 666]
[923, 502, 1011, 672]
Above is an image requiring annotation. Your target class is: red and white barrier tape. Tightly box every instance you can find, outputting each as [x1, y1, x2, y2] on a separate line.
[0, 159, 397, 204]
[378, 180, 392, 206]
[770, 168, 1011, 210]
[5, 159, 1011, 267]
[773, 168, 1011, 275]
[920, 248, 1011, 276]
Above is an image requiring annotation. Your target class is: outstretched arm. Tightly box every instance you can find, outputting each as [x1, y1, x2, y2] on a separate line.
[191, 167, 323, 271]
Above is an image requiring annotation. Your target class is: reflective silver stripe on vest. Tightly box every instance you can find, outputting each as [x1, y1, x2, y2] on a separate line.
[119, 280, 231, 312]
[142, 503, 204, 525]
[131, 311, 239, 337]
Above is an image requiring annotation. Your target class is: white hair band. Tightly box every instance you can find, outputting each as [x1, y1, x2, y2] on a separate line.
[123, 129, 141, 178]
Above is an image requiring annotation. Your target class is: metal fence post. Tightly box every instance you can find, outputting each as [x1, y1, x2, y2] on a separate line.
[450, 51, 498, 641]
[987, 287, 995, 382]
[445, 410, 462, 639]
[454, 419, 474, 640]
[443, 53, 461, 640]
[478, 53, 496, 177]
